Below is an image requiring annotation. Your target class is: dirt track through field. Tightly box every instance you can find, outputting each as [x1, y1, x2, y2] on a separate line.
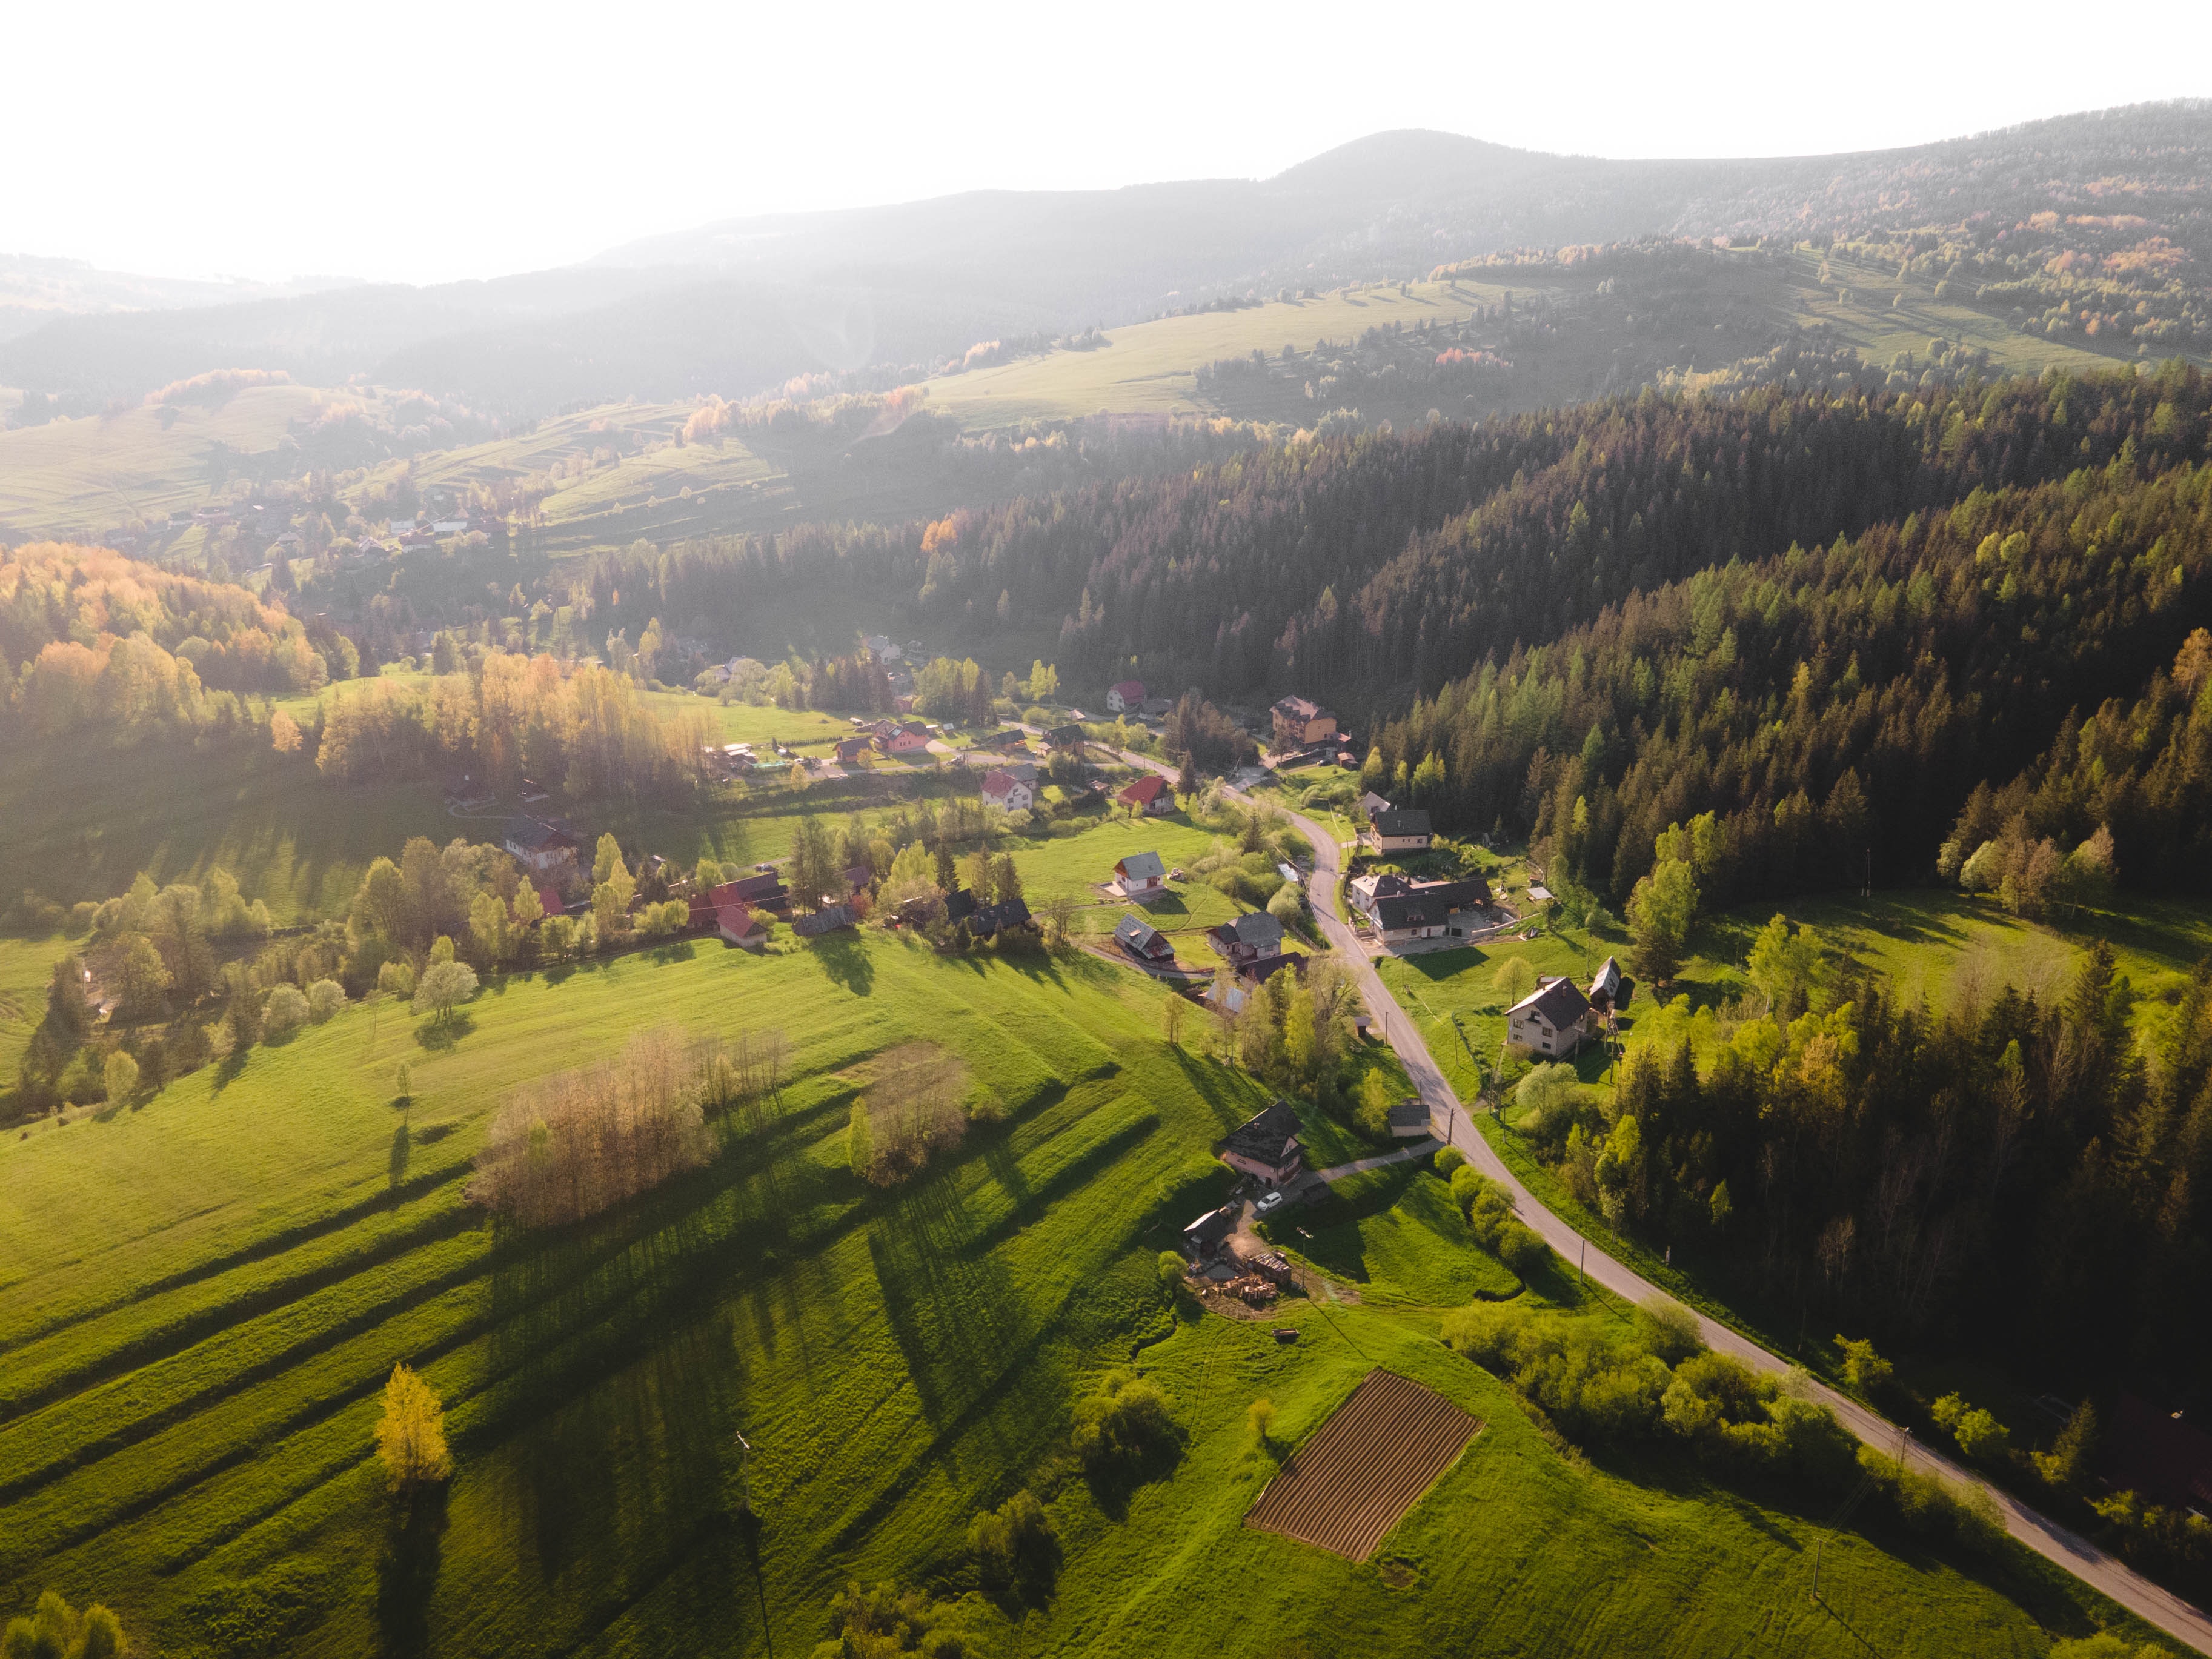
[1246, 1369, 1480, 1560]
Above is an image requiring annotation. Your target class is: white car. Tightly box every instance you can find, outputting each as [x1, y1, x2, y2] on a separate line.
[1254, 1190, 1287, 1218]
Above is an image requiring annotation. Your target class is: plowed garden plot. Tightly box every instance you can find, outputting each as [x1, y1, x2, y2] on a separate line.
[1245, 1369, 1480, 1560]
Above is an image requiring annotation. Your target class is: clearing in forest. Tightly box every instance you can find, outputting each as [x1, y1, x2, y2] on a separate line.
[1246, 1368, 1480, 1560]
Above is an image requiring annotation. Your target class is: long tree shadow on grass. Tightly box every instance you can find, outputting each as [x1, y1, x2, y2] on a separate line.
[376, 1484, 447, 1659]
[867, 1172, 1031, 1428]
[809, 931, 875, 996]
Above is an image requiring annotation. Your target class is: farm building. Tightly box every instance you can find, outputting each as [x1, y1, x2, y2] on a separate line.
[1106, 679, 1146, 713]
[966, 897, 1033, 937]
[1180, 1205, 1237, 1257]
[1387, 1100, 1432, 1139]
[1361, 808, 1433, 854]
[1358, 790, 1392, 816]
[502, 817, 582, 877]
[1139, 696, 1174, 718]
[981, 768, 1036, 811]
[709, 893, 768, 949]
[1270, 695, 1338, 750]
[1114, 850, 1167, 896]
[945, 886, 977, 923]
[719, 870, 788, 911]
[1220, 1099, 1304, 1187]
[1114, 913, 1175, 964]
[792, 902, 857, 939]
[834, 736, 871, 765]
[1115, 773, 1173, 814]
[1507, 976, 1594, 1057]
[1588, 955, 1624, 1015]
[1208, 909, 1284, 965]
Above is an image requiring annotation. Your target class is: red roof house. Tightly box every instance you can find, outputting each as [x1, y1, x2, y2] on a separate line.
[1116, 773, 1172, 814]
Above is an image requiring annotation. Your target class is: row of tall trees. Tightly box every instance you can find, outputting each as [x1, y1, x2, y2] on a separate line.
[314, 650, 711, 799]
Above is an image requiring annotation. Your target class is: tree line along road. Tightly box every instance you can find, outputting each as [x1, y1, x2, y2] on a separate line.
[1101, 741, 2212, 1655]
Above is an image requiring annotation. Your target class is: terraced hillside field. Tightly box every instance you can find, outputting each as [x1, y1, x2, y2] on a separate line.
[1246, 1369, 1481, 1560]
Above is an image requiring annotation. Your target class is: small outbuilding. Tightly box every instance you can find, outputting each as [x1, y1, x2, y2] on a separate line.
[1387, 1099, 1432, 1139]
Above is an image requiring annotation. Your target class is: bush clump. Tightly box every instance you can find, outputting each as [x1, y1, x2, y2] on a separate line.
[1071, 1369, 1178, 1471]
[968, 1488, 1060, 1600]
[307, 978, 347, 1022]
[1444, 1299, 1859, 1491]
[263, 983, 310, 1038]
[1449, 1167, 1553, 1276]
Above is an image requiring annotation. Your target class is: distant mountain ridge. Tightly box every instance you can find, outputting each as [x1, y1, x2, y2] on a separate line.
[4, 101, 2207, 416]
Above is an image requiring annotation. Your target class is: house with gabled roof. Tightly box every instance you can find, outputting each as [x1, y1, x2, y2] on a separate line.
[1361, 807, 1433, 854]
[967, 896, 1033, 937]
[1116, 773, 1172, 814]
[1220, 1100, 1304, 1187]
[1508, 976, 1593, 1058]
[717, 871, 788, 911]
[1115, 913, 1175, 964]
[1044, 723, 1087, 751]
[1207, 909, 1284, 966]
[1106, 679, 1146, 713]
[1387, 1099, 1433, 1139]
[1588, 955, 1624, 1015]
[981, 768, 1035, 812]
[873, 720, 931, 755]
[710, 893, 768, 949]
[1353, 874, 1492, 945]
[1358, 790, 1392, 817]
[1114, 850, 1166, 896]
[503, 817, 582, 876]
[1270, 696, 1338, 750]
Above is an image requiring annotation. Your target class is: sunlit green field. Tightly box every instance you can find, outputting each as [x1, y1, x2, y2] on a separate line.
[0, 386, 410, 536]
[922, 279, 1533, 429]
[1625, 888, 2212, 1068]
[0, 922, 2148, 1658]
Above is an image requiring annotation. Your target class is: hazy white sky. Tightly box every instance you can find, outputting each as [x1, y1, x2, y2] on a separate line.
[12, 0, 2209, 286]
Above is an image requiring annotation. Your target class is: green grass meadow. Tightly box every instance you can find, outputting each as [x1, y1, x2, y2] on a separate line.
[0, 917, 2150, 1657]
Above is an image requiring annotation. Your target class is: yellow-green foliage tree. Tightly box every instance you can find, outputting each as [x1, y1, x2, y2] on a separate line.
[2, 1589, 125, 1659]
[375, 1362, 452, 1492]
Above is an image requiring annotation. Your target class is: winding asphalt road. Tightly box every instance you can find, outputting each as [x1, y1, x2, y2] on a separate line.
[1098, 735, 2212, 1652]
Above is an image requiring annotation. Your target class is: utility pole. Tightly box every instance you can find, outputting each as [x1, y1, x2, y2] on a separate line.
[733, 1431, 754, 1516]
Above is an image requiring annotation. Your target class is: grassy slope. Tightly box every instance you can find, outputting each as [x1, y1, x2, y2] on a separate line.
[0, 933, 72, 1085]
[923, 280, 1532, 430]
[0, 387, 397, 536]
[0, 926, 2145, 1658]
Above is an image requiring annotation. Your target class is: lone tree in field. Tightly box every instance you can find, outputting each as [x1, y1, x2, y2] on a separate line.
[376, 1362, 452, 1492]
[411, 960, 479, 1025]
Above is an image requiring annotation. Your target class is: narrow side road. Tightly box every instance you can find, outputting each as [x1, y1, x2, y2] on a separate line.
[1091, 735, 2212, 1653]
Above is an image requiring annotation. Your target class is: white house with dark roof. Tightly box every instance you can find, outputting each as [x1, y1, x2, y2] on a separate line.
[1361, 807, 1433, 854]
[1114, 850, 1166, 896]
[1508, 976, 1594, 1058]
